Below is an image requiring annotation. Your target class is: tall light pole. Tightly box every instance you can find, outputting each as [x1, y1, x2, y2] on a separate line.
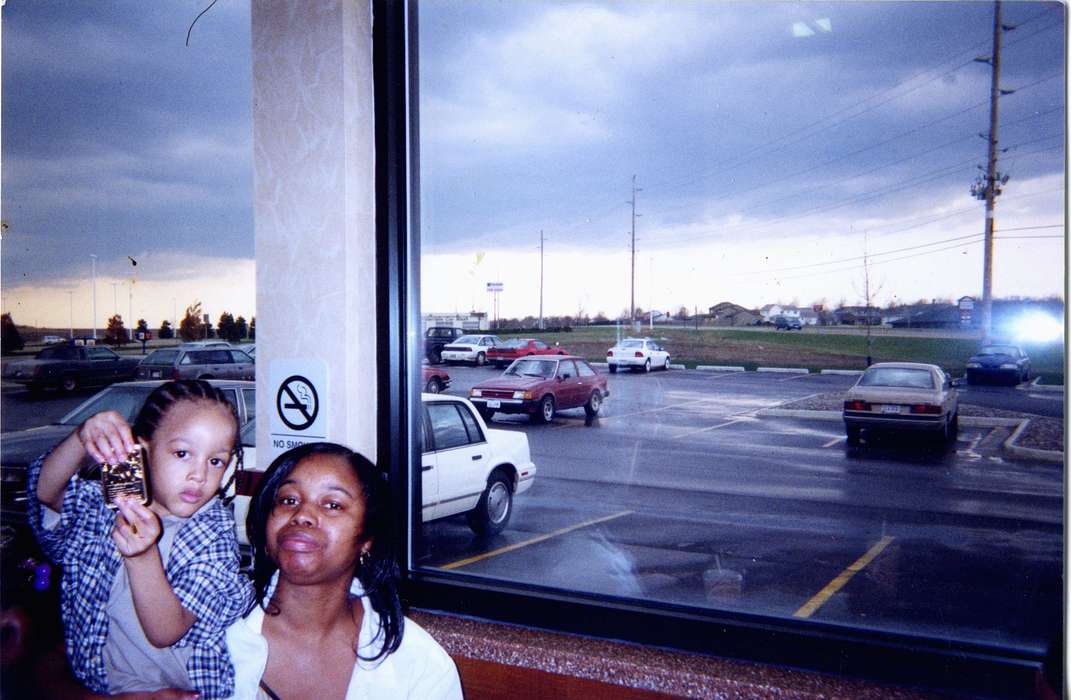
[111, 281, 120, 317]
[90, 254, 98, 339]
[538, 230, 544, 330]
[627, 175, 642, 323]
[66, 291, 74, 339]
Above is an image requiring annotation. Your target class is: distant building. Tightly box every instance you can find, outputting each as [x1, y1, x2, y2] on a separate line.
[759, 304, 802, 322]
[707, 302, 759, 327]
[422, 312, 488, 331]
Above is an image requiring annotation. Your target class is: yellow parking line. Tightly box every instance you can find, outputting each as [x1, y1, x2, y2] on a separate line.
[822, 436, 844, 448]
[794, 536, 894, 618]
[440, 510, 634, 570]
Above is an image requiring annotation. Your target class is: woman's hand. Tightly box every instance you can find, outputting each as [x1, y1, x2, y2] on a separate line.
[112, 498, 161, 557]
[78, 410, 137, 464]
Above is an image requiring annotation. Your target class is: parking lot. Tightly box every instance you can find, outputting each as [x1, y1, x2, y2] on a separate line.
[2, 367, 1062, 654]
[417, 365, 1062, 652]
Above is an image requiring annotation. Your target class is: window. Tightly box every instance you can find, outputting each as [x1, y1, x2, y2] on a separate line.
[88, 348, 117, 361]
[230, 350, 251, 363]
[427, 402, 473, 451]
[576, 361, 596, 378]
[391, 0, 1064, 693]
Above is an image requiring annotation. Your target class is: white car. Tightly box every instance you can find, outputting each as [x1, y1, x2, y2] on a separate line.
[440, 334, 503, 366]
[842, 362, 958, 445]
[606, 337, 670, 373]
[230, 394, 535, 544]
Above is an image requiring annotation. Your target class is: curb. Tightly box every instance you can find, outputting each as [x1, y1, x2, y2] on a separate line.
[697, 365, 745, 372]
[756, 367, 809, 374]
[820, 369, 863, 376]
[668, 363, 686, 370]
[1022, 378, 1064, 393]
[1003, 418, 1064, 463]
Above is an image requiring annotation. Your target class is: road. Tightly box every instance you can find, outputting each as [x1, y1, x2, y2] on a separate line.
[417, 365, 1061, 653]
[2, 368, 1061, 654]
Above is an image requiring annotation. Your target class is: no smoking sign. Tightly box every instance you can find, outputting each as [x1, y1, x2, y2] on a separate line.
[269, 359, 328, 458]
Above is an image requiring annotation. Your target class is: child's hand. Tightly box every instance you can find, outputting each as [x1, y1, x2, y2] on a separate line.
[112, 498, 161, 558]
[78, 410, 137, 464]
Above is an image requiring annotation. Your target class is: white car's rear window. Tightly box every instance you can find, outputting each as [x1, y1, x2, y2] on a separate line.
[859, 368, 935, 389]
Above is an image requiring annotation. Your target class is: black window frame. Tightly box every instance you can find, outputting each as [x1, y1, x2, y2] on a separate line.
[371, 1, 1045, 695]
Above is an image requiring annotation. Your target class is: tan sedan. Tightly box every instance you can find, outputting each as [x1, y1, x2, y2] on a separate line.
[842, 362, 958, 445]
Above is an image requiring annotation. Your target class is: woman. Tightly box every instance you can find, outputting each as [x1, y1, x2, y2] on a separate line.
[226, 443, 462, 700]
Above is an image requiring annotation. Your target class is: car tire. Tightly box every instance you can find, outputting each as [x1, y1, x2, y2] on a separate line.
[846, 425, 861, 445]
[424, 377, 442, 394]
[476, 406, 494, 422]
[643, 359, 651, 373]
[584, 390, 602, 418]
[60, 376, 78, 393]
[663, 356, 671, 370]
[429, 350, 442, 365]
[467, 471, 513, 536]
[608, 364, 617, 374]
[534, 395, 555, 424]
[475, 352, 486, 367]
[950, 411, 959, 436]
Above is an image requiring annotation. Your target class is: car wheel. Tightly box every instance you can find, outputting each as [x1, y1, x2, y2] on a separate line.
[476, 406, 494, 422]
[424, 377, 442, 394]
[584, 390, 602, 417]
[950, 411, 959, 436]
[535, 395, 555, 424]
[846, 425, 861, 445]
[60, 376, 78, 393]
[466, 472, 513, 536]
[608, 364, 617, 374]
[429, 350, 442, 365]
[643, 359, 651, 373]
[663, 356, 671, 370]
[475, 352, 486, 367]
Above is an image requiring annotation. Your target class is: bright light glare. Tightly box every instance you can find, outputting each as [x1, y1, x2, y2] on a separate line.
[1011, 312, 1063, 344]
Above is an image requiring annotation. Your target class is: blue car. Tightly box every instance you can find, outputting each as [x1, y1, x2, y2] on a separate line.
[965, 344, 1031, 385]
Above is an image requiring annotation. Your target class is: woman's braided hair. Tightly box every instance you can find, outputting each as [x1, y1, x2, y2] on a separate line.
[131, 379, 244, 503]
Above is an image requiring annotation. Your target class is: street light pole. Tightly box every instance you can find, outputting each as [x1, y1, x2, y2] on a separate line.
[90, 254, 98, 339]
[66, 291, 74, 339]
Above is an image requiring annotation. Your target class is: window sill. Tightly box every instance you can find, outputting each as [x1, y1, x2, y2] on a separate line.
[410, 609, 945, 699]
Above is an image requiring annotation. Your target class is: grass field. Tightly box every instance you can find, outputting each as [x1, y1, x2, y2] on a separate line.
[496, 326, 1066, 385]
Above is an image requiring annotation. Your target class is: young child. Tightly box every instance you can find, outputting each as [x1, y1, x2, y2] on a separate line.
[28, 379, 254, 699]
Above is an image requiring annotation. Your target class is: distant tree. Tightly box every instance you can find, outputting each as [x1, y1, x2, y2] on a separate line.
[592, 311, 608, 324]
[217, 312, 241, 343]
[249, 317, 256, 340]
[105, 315, 128, 346]
[179, 302, 205, 342]
[235, 316, 249, 340]
[676, 306, 690, 320]
[158, 320, 174, 340]
[1, 313, 24, 354]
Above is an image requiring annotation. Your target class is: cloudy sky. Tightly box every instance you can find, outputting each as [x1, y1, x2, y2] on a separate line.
[2, 1, 1065, 328]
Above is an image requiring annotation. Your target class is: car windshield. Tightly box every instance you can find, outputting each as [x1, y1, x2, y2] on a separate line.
[858, 368, 935, 389]
[454, 335, 483, 345]
[977, 346, 1019, 357]
[58, 385, 156, 426]
[504, 358, 556, 378]
[500, 339, 529, 349]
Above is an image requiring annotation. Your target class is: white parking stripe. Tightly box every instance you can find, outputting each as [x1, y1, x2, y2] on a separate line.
[822, 436, 844, 448]
[671, 418, 748, 439]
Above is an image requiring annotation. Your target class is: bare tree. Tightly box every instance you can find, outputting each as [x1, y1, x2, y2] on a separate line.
[854, 233, 884, 366]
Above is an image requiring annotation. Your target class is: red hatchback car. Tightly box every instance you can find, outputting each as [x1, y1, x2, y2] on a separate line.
[487, 338, 568, 368]
[469, 355, 608, 423]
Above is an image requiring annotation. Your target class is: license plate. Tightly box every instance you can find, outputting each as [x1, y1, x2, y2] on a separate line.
[151, 370, 162, 378]
[486, 399, 501, 408]
[880, 404, 902, 414]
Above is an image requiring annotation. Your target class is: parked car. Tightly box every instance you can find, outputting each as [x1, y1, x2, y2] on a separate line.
[965, 344, 1030, 385]
[2, 343, 141, 394]
[0, 380, 256, 528]
[236, 343, 256, 359]
[774, 316, 802, 331]
[233, 394, 535, 540]
[487, 338, 567, 368]
[41, 335, 65, 344]
[440, 334, 503, 366]
[424, 326, 467, 364]
[842, 362, 958, 445]
[135, 347, 254, 381]
[423, 365, 451, 393]
[469, 355, 608, 423]
[606, 337, 670, 373]
[178, 340, 233, 349]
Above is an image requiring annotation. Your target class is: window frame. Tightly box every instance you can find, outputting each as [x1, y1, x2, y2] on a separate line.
[371, 1, 1045, 695]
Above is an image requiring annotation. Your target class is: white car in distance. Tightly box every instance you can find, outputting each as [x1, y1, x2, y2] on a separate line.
[230, 394, 536, 545]
[440, 334, 503, 366]
[606, 337, 671, 373]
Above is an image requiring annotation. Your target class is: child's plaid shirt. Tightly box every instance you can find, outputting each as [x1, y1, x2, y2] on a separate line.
[28, 454, 254, 699]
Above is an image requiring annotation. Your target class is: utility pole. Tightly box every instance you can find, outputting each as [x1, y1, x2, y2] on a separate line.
[539, 230, 544, 330]
[972, 0, 1012, 343]
[627, 175, 642, 323]
[90, 254, 98, 339]
[66, 291, 74, 339]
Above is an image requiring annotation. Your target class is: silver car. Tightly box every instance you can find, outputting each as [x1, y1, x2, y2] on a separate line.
[136, 347, 254, 381]
[842, 362, 958, 445]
